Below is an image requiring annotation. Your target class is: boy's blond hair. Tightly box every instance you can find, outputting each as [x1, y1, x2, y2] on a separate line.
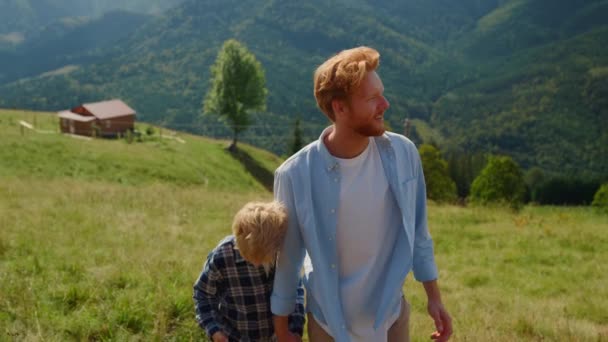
[313, 46, 380, 121]
[232, 201, 288, 266]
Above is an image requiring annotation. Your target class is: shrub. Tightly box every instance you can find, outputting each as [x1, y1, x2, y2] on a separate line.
[146, 126, 155, 136]
[419, 144, 457, 203]
[470, 155, 526, 209]
[592, 183, 608, 213]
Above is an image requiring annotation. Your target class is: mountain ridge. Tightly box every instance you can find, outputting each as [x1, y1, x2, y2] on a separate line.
[0, 0, 606, 177]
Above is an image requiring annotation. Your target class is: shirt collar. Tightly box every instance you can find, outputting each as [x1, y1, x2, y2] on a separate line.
[227, 236, 247, 263]
[231, 238, 276, 276]
[316, 125, 393, 173]
[233, 247, 247, 264]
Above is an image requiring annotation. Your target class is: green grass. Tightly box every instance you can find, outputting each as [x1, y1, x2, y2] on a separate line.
[0, 177, 271, 340]
[1, 109, 607, 341]
[405, 205, 608, 341]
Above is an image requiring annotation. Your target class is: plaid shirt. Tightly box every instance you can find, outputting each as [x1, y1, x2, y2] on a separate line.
[194, 236, 305, 342]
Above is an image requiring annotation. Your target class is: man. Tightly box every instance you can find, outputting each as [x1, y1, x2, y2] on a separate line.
[271, 46, 452, 342]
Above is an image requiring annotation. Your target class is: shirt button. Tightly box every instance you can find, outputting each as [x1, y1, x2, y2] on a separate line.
[334, 177, 338, 182]
[330, 209, 335, 214]
[331, 264, 336, 268]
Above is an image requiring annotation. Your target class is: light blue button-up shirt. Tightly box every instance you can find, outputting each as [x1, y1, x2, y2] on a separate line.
[271, 127, 438, 342]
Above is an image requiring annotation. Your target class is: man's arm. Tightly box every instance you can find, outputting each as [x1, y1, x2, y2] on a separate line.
[272, 169, 306, 342]
[423, 280, 452, 342]
[193, 253, 225, 341]
[411, 144, 451, 340]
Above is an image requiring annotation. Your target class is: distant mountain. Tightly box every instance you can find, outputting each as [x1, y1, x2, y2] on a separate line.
[0, 10, 150, 83]
[0, 0, 185, 36]
[0, 0, 606, 177]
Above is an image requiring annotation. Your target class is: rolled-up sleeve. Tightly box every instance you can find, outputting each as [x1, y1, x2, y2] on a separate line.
[271, 168, 306, 315]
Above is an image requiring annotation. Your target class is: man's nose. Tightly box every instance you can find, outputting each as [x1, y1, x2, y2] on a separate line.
[382, 96, 390, 110]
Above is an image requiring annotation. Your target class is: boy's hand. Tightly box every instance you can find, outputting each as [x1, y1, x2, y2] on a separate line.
[212, 331, 229, 342]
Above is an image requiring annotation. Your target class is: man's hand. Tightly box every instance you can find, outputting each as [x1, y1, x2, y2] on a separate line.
[276, 331, 301, 342]
[428, 299, 452, 342]
[211, 331, 229, 342]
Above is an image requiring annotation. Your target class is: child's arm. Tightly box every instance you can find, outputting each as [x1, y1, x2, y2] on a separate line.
[287, 278, 306, 338]
[193, 252, 225, 340]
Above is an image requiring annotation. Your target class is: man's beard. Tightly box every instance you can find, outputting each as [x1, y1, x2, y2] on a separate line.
[353, 120, 385, 137]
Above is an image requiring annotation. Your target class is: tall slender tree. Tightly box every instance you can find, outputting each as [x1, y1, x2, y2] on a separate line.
[290, 117, 303, 155]
[203, 39, 267, 151]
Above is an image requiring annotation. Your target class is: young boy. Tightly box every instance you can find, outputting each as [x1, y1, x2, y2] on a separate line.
[193, 201, 305, 342]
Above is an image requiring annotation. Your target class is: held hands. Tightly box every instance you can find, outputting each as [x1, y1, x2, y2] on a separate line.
[211, 331, 229, 342]
[428, 300, 453, 342]
[276, 331, 301, 342]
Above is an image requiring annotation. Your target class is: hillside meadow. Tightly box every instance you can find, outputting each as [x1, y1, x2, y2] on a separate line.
[1, 110, 607, 341]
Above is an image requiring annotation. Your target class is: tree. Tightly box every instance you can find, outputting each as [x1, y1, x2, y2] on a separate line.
[290, 117, 304, 155]
[524, 166, 545, 203]
[532, 177, 600, 205]
[447, 152, 487, 199]
[592, 183, 608, 213]
[203, 39, 267, 151]
[419, 144, 457, 203]
[470, 155, 526, 209]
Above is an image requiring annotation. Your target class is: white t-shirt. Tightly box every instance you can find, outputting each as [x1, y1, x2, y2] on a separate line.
[316, 138, 401, 341]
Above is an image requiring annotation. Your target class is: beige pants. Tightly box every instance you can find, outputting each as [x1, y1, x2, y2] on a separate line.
[307, 297, 410, 342]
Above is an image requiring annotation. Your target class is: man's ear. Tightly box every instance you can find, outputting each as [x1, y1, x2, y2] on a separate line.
[331, 98, 348, 119]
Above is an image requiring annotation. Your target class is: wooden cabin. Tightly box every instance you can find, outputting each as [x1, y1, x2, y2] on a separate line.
[58, 99, 136, 137]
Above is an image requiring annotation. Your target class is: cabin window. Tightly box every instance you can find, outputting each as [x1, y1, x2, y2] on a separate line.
[105, 121, 111, 128]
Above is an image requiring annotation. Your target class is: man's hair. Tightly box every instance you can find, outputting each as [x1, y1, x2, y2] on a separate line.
[232, 201, 288, 265]
[313, 46, 380, 121]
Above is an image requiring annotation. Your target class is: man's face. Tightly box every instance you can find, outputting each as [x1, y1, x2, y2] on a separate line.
[341, 71, 390, 137]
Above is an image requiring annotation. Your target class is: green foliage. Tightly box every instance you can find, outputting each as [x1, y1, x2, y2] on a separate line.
[532, 177, 600, 205]
[524, 166, 545, 202]
[145, 125, 155, 136]
[203, 39, 267, 150]
[0, 0, 606, 178]
[419, 144, 457, 203]
[0, 0, 184, 35]
[592, 183, 608, 213]
[470, 155, 526, 208]
[447, 152, 488, 199]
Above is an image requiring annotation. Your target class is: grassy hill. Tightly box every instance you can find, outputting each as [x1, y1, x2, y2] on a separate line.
[1, 109, 607, 340]
[0, 109, 281, 191]
[0, 108, 282, 340]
